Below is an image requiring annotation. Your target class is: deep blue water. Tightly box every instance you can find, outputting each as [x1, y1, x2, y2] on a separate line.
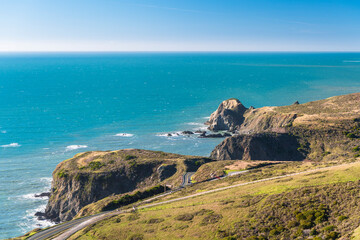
[1, 52, 360, 238]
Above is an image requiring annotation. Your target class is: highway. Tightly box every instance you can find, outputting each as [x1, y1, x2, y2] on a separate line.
[27, 163, 355, 239]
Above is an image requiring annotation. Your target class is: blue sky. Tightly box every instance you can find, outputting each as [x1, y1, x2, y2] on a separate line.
[0, 0, 359, 51]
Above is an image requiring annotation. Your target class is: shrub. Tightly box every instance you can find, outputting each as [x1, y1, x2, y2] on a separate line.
[353, 146, 360, 152]
[346, 133, 356, 139]
[102, 185, 165, 211]
[324, 225, 335, 232]
[175, 213, 194, 221]
[325, 231, 339, 240]
[125, 155, 137, 160]
[146, 218, 164, 224]
[57, 169, 68, 178]
[88, 161, 105, 170]
[338, 215, 348, 221]
[310, 228, 318, 236]
[200, 213, 222, 226]
[322, 151, 331, 156]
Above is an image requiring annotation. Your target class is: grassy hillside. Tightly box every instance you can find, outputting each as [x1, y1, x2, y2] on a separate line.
[45, 149, 212, 222]
[69, 160, 360, 240]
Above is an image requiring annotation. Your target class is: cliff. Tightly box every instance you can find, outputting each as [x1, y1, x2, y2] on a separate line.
[205, 98, 248, 131]
[209, 93, 360, 161]
[211, 133, 304, 161]
[44, 149, 211, 222]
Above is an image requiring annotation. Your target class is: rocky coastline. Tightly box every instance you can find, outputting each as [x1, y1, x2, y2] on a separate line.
[36, 92, 360, 225]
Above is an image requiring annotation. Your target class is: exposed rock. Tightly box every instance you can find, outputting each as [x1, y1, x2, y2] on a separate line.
[205, 98, 248, 131]
[34, 212, 46, 220]
[182, 131, 194, 135]
[198, 132, 232, 138]
[209, 93, 360, 161]
[195, 130, 206, 134]
[210, 133, 305, 161]
[157, 164, 177, 181]
[293, 101, 300, 105]
[35, 192, 50, 198]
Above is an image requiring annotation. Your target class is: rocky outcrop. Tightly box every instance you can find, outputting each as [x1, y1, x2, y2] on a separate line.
[239, 108, 297, 134]
[210, 133, 304, 161]
[44, 149, 211, 222]
[205, 98, 248, 131]
[209, 93, 360, 161]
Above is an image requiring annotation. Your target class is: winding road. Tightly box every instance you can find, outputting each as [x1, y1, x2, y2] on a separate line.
[28, 163, 356, 240]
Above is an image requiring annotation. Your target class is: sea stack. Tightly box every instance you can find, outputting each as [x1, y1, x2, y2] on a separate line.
[205, 98, 247, 131]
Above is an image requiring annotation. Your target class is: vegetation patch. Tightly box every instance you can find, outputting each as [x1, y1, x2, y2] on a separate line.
[200, 213, 223, 226]
[101, 185, 165, 211]
[88, 161, 105, 170]
[125, 155, 137, 160]
[146, 218, 164, 224]
[127, 233, 144, 240]
[57, 169, 68, 178]
[175, 213, 194, 221]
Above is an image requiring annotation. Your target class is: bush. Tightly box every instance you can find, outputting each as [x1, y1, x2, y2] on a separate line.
[200, 213, 223, 226]
[102, 185, 165, 211]
[338, 215, 348, 221]
[324, 225, 335, 232]
[325, 231, 339, 240]
[125, 155, 137, 160]
[353, 146, 360, 152]
[175, 213, 194, 221]
[88, 161, 105, 170]
[346, 133, 356, 139]
[57, 169, 68, 178]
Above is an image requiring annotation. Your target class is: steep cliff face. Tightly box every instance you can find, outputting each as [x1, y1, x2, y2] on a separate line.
[209, 93, 360, 161]
[211, 133, 304, 161]
[205, 98, 248, 131]
[45, 149, 211, 222]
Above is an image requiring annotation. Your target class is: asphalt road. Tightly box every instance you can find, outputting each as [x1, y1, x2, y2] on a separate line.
[27, 213, 105, 240]
[27, 163, 356, 239]
[181, 172, 195, 187]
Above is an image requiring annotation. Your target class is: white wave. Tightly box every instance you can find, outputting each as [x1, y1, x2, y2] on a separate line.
[1, 130, 6, 133]
[343, 60, 360, 63]
[114, 133, 134, 137]
[156, 131, 182, 137]
[65, 145, 88, 151]
[40, 177, 52, 184]
[22, 193, 38, 200]
[18, 204, 55, 233]
[186, 122, 204, 126]
[202, 116, 210, 119]
[1, 142, 21, 148]
[186, 122, 208, 131]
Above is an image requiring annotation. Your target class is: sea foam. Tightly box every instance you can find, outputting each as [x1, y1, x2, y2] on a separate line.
[1, 143, 21, 148]
[65, 145, 88, 151]
[114, 133, 134, 137]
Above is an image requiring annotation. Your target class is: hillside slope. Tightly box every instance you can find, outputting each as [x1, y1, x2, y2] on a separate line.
[69, 161, 360, 240]
[209, 93, 360, 161]
[44, 149, 211, 222]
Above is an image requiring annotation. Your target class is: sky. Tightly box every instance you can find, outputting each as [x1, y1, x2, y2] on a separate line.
[0, 0, 360, 52]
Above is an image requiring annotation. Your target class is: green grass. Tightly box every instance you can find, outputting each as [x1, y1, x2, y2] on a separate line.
[69, 161, 360, 240]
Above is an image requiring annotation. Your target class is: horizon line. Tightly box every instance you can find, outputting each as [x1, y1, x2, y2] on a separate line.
[1, 50, 360, 54]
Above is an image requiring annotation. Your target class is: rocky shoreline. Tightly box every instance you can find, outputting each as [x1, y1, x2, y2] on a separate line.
[34, 92, 360, 224]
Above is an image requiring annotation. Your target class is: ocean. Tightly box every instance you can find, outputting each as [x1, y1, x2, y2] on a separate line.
[1, 52, 360, 238]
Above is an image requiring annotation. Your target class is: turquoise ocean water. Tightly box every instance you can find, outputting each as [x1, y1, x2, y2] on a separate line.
[1, 53, 360, 238]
